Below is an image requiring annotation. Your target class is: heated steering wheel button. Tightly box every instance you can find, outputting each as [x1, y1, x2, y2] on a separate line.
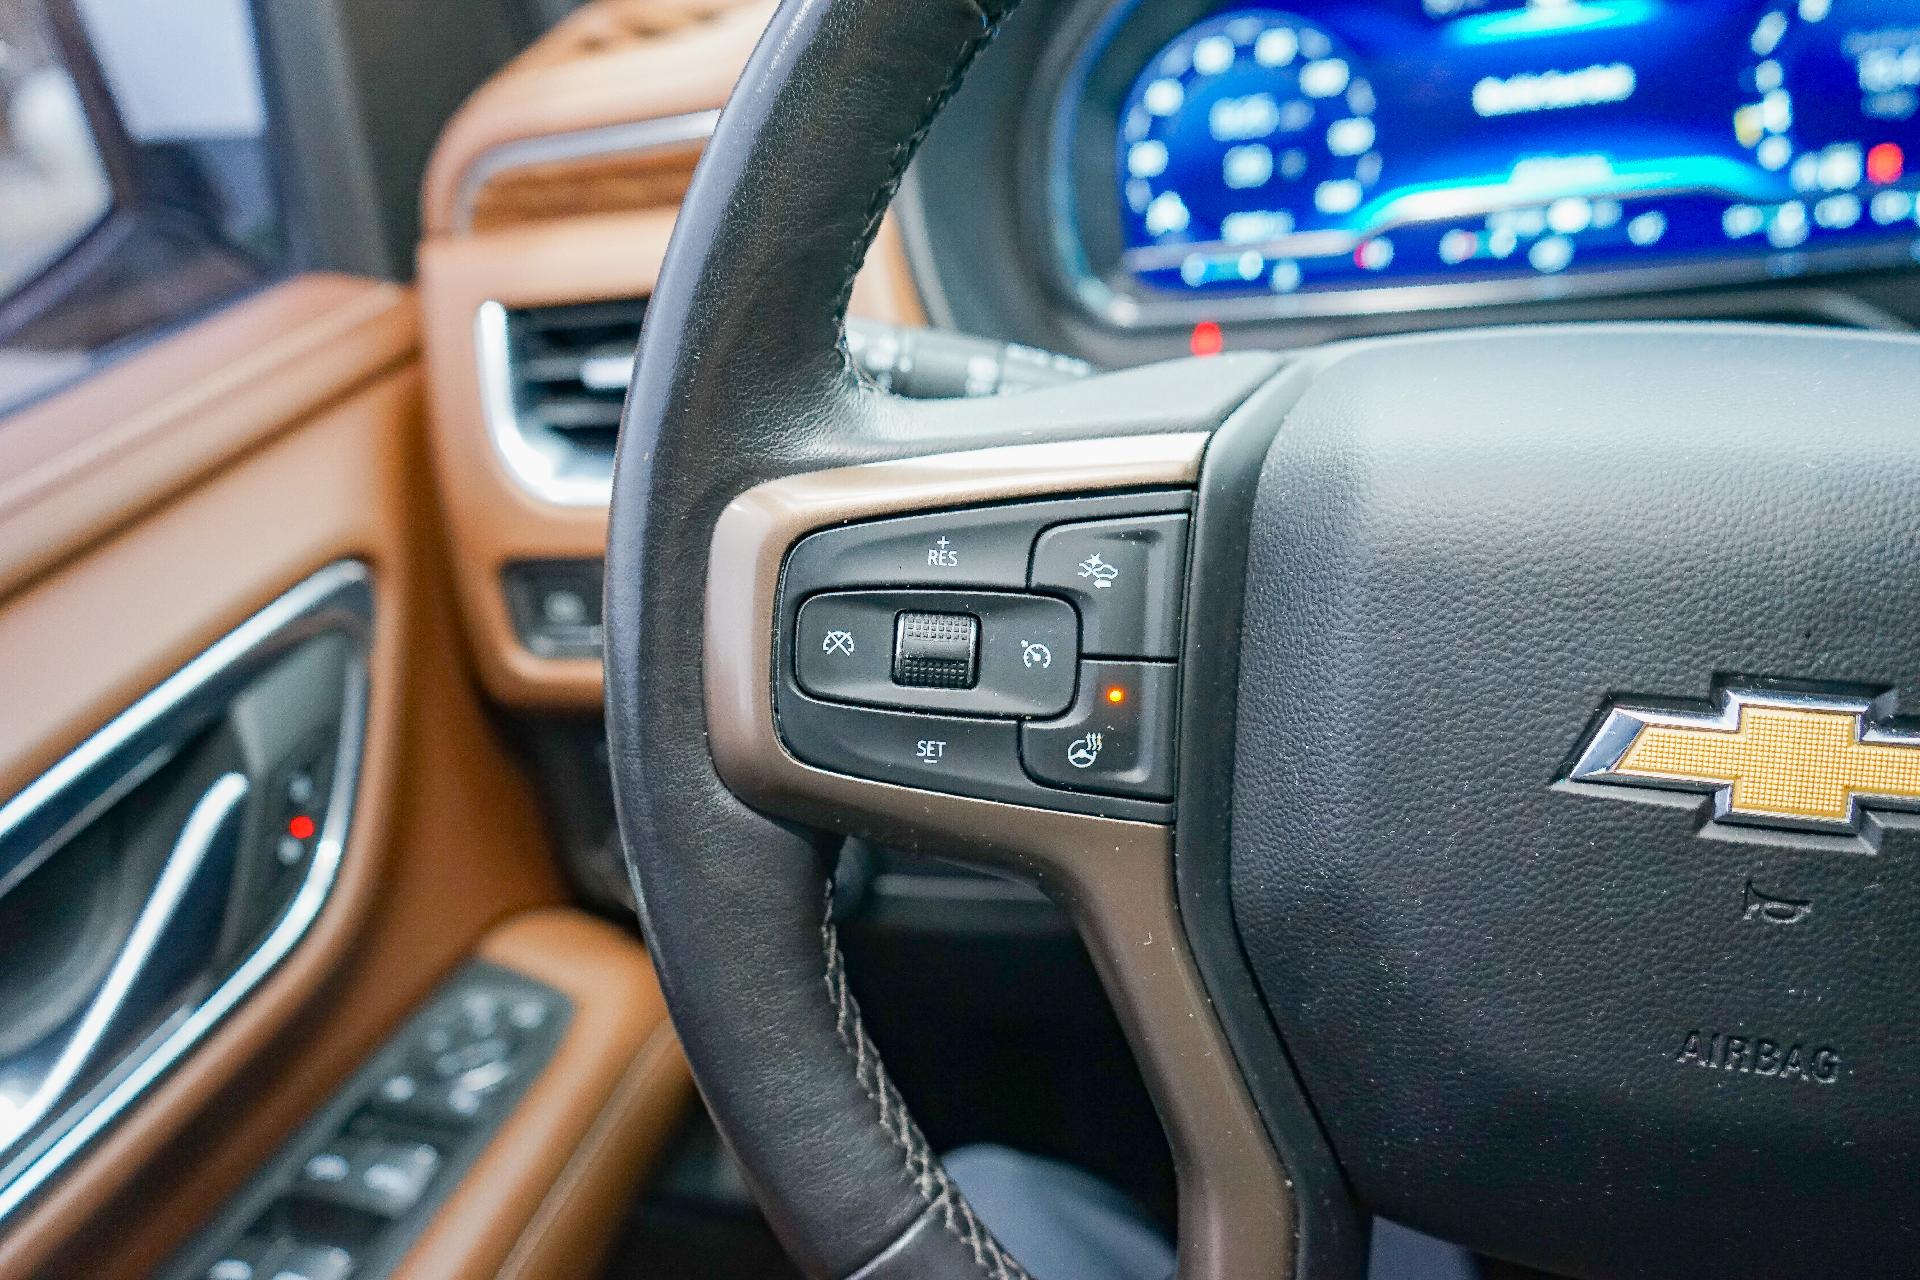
[893, 611, 978, 688]
[1031, 514, 1188, 659]
[1022, 661, 1178, 799]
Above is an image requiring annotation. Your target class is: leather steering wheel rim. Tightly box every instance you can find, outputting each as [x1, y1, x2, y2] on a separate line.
[609, 0, 1329, 1275]
[608, 3, 1082, 1276]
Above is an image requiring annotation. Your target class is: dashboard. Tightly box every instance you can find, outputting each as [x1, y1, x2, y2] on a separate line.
[899, 0, 1920, 359]
[1051, 0, 1920, 325]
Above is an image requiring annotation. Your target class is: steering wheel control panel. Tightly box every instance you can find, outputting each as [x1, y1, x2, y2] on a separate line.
[776, 491, 1190, 821]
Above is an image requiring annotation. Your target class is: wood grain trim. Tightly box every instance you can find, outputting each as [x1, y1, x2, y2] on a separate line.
[392, 909, 693, 1280]
[0, 275, 416, 605]
[420, 0, 776, 236]
[466, 139, 702, 232]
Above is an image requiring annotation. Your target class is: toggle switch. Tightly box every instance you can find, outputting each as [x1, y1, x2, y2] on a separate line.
[892, 611, 979, 689]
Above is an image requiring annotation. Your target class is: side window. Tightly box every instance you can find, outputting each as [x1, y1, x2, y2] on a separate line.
[0, 0, 286, 416]
[0, 7, 108, 299]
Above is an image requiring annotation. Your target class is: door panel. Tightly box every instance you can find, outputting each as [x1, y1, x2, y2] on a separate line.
[0, 277, 416, 602]
[0, 567, 370, 1231]
[0, 275, 573, 1278]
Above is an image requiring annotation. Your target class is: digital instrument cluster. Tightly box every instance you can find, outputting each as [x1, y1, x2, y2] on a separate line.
[1052, 0, 1920, 320]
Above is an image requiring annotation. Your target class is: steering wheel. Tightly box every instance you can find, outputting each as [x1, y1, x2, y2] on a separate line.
[605, 1, 1920, 1277]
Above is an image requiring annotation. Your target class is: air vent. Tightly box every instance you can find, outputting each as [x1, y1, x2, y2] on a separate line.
[476, 299, 1094, 505]
[476, 298, 647, 505]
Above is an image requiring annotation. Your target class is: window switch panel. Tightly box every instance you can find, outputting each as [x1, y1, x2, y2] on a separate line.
[296, 1137, 441, 1220]
[159, 965, 570, 1280]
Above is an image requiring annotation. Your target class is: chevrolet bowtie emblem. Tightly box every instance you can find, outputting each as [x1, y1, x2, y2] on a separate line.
[1567, 688, 1920, 837]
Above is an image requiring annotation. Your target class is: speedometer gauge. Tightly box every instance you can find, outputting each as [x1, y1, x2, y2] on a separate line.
[1731, 1, 1920, 249]
[1117, 10, 1384, 294]
[1057, 0, 1920, 324]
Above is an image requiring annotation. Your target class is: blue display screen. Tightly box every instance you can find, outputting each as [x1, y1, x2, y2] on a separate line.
[1113, 0, 1920, 298]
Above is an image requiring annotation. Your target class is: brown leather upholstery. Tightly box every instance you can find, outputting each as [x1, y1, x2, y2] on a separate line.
[0, 274, 688, 1278]
[396, 909, 693, 1280]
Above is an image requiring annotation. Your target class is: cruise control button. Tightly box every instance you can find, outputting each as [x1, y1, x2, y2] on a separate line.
[778, 696, 1024, 800]
[796, 594, 896, 695]
[795, 591, 1076, 717]
[785, 506, 1043, 590]
[1031, 514, 1188, 659]
[1021, 661, 1178, 800]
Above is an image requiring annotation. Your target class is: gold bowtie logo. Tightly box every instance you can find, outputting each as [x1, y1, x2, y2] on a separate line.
[1568, 689, 1920, 836]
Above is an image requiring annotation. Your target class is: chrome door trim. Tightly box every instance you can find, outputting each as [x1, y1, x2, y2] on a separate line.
[0, 773, 251, 1153]
[0, 561, 373, 1226]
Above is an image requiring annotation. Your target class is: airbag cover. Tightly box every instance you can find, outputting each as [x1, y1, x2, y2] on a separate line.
[1229, 326, 1920, 1278]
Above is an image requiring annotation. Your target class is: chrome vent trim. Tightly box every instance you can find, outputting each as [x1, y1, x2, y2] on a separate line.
[476, 297, 652, 508]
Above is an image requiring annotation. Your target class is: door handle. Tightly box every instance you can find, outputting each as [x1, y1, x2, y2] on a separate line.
[0, 772, 250, 1154]
[0, 562, 371, 1229]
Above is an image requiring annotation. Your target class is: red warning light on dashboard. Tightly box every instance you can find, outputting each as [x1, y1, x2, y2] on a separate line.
[1869, 142, 1904, 186]
[1189, 320, 1224, 357]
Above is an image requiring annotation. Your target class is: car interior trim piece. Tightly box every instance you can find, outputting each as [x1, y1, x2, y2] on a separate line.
[474, 298, 618, 507]
[451, 109, 722, 233]
[0, 561, 372, 1230]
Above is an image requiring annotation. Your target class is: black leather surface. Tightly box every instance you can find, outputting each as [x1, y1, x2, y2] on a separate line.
[602, 1, 1282, 1276]
[1230, 325, 1920, 1278]
[605, 1, 1031, 1273]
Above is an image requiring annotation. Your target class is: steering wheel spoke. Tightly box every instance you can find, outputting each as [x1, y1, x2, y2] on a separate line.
[700, 379, 1306, 1274]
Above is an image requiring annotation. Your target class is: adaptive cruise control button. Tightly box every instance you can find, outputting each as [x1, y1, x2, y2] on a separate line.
[1031, 514, 1188, 659]
[795, 590, 1076, 716]
[1022, 661, 1178, 800]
